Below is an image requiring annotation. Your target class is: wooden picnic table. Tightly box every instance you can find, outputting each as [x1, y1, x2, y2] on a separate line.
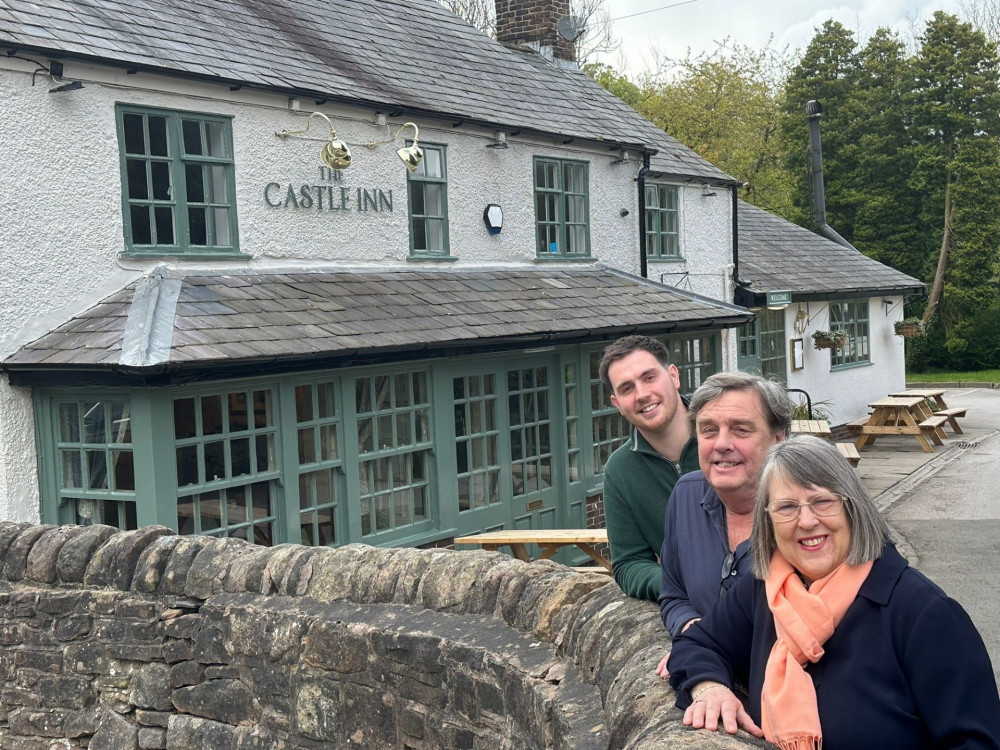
[890, 388, 967, 434]
[890, 388, 950, 412]
[790, 419, 832, 438]
[854, 396, 946, 454]
[454, 529, 611, 572]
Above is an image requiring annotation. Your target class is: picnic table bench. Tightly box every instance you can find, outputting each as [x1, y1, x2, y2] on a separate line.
[454, 529, 612, 573]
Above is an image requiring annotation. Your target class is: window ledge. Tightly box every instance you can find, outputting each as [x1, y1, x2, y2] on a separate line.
[407, 254, 458, 263]
[533, 255, 594, 263]
[119, 251, 252, 261]
[647, 256, 686, 263]
[831, 360, 873, 372]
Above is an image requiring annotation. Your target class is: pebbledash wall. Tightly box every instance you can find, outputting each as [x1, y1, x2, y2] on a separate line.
[0, 522, 768, 750]
[0, 57, 737, 524]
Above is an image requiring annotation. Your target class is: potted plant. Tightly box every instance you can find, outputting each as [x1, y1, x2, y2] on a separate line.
[812, 329, 847, 350]
[894, 318, 926, 338]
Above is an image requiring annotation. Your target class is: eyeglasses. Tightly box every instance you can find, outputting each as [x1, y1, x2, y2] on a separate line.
[766, 493, 846, 523]
[719, 551, 737, 597]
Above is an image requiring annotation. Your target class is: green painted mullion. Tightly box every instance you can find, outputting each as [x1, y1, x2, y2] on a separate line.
[340, 373, 364, 543]
[134, 390, 179, 530]
[32, 393, 63, 525]
[431, 363, 459, 534]
[276, 380, 303, 544]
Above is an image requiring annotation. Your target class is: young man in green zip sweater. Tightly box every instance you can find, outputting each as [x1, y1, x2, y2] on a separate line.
[600, 336, 699, 600]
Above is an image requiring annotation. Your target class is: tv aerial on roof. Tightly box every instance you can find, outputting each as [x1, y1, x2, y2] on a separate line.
[556, 15, 586, 42]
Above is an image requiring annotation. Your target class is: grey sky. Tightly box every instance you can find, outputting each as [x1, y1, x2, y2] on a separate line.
[597, 0, 964, 74]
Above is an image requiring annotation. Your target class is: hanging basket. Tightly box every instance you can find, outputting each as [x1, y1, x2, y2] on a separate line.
[894, 319, 926, 338]
[812, 330, 847, 350]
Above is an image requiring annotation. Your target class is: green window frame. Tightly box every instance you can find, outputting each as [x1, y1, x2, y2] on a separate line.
[758, 308, 788, 384]
[667, 334, 719, 395]
[587, 348, 630, 477]
[507, 366, 554, 498]
[354, 370, 433, 538]
[116, 104, 239, 256]
[407, 143, 449, 257]
[173, 388, 280, 545]
[453, 373, 501, 513]
[645, 184, 680, 259]
[830, 300, 870, 368]
[52, 398, 137, 530]
[294, 379, 343, 547]
[534, 158, 590, 257]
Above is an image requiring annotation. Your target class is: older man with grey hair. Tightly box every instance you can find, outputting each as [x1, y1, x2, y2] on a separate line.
[656, 372, 791, 642]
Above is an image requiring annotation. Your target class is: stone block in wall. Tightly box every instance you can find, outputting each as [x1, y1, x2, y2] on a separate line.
[14, 674, 93, 710]
[162, 613, 200, 640]
[135, 709, 172, 727]
[291, 676, 341, 741]
[298, 543, 368, 602]
[3, 526, 55, 582]
[129, 663, 173, 711]
[168, 661, 205, 688]
[90, 709, 139, 750]
[55, 524, 117, 584]
[171, 679, 261, 725]
[36, 592, 86, 617]
[226, 606, 306, 663]
[165, 715, 238, 750]
[64, 642, 111, 675]
[13, 648, 61, 674]
[158, 537, 212, 596]
[85, 526, 172, 590]
[301, 619, 369, 674]
[417, 551, 509, 614]
[132, 536, 181, 594]
[6, 706, 82, 738]
[0, 522, 31, 573]
[24, 526, 84, 584]
[184, 537, 251, 599]
[221, 545, 273, 595]
[53, 614, 92, 642]
[340, 682, 398, 747]
[137, 726, 167, 750]
[162, 638, 195, 664]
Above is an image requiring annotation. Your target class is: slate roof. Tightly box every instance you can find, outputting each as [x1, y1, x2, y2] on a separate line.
[2, 267, 751, 383]
[0, 0, 732, 182]
[737, 201, 924, 302]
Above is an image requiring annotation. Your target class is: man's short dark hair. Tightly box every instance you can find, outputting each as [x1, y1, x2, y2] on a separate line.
[599, 335, 671, 390]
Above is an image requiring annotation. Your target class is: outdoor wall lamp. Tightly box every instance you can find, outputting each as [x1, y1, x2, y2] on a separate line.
[794, 304, 809, 335]
[276, 111, 352, 170]
[367, 122, 423, 172]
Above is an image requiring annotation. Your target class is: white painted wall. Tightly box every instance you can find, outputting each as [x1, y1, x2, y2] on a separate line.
[0, 57, 742, 522]
[785, 296, 909, 425]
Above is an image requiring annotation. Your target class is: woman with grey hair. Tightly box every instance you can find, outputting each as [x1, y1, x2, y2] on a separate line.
[667, 436, 1000, 749]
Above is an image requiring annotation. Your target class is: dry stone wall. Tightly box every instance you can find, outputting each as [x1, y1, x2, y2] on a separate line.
[0, 522, 769, 749]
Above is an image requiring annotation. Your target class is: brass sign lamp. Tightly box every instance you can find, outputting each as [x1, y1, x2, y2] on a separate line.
[276, 112, 352, 170]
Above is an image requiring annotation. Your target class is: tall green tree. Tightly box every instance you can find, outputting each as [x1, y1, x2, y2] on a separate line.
[780, 20, 859, 229]
[586, 41, 795, 217]
[910, 12, 1000, 330]
[843, 29, 927, 279]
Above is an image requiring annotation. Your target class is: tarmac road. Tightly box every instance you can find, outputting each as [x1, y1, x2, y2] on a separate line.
[877, 387, 1000, 684]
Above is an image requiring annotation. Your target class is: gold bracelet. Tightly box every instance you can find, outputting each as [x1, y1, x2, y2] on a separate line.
[691, 683, 726, 702]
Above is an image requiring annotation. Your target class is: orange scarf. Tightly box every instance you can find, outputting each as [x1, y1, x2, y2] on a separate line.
[761, 552, 873, 750]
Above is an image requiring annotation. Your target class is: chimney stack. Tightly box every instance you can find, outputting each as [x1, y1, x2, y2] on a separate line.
[495, 0, 576, 63]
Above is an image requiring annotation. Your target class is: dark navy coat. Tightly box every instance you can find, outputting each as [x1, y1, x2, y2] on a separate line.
[668, 545, 1000, 749]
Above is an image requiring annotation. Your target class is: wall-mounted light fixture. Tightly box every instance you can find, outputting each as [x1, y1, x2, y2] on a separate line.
[766, 290, 792, 311]
[611, 150, 630, 165]
[367, 122, 423, 172]
[486, 131, 508, 149]
[793, 303, 809, 335]
[276, 111, 352, 169]
[701, 184, 717, 197]
[483, 204, 503, 234]
[46, 59, 83, 93]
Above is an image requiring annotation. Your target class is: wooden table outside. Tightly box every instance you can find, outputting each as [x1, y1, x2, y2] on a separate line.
[790, 419, 832, 438]
[890, 388, 949, 412]
[890, 387, 967, 435]
[855, 396, 945, 454]
[454, 529, 611, 573]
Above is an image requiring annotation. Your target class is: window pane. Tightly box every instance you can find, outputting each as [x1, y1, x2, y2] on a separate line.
[228, 392, 248, 431]
[423, 147, 442, 178]
[83, 402, 106, 443]
[127, 160, 149, 200]
[189, 207, 207, 245]
[424, 184, 443, 215]
[186, 163, 205, 203]
[182, 120, 203, 155]
[59, 403, 80, 443]
[208, 166, 228, 202]
[154, 206, 174, 244]
[112, 450, 135, 492]
[123, 113, 146, 154]
[148, 116, 168, 157]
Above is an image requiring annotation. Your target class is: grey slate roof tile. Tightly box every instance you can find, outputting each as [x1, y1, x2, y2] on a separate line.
[4, 267, 750, 371]
[0, 0, 731, 181]
[737, 201, 924, 297]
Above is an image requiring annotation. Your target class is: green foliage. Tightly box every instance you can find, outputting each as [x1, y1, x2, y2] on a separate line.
[789, 398, 833, 421]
